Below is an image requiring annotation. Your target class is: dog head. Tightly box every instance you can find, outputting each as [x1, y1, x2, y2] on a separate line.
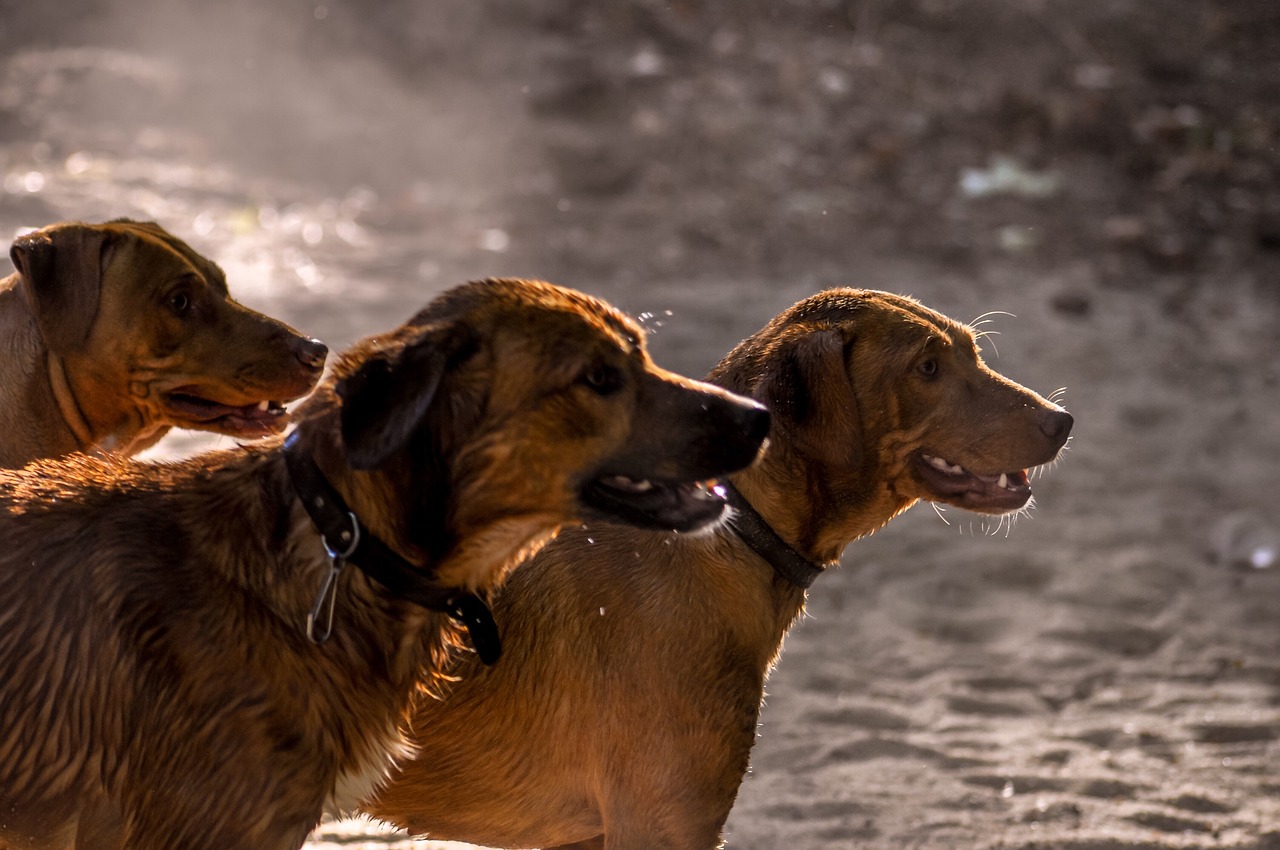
[301, 278, 769, 588]
[713, 289, 1071, 553]
[8, 220, 326, 449]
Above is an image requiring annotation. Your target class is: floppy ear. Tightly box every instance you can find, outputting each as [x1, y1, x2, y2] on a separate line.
[9, 225, 113, 352]
[759, 329, 864, 472]
[337, 324, 478, 470]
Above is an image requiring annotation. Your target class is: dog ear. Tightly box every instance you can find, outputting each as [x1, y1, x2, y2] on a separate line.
[337, 324, 479, 470]
[9, 225, 113, 352]
[760, 329, 864, 472]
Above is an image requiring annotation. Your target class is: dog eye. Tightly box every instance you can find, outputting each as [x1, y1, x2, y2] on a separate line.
[168, 291, 192, 317]
[917, 358, 938, 377]
[580, 364, 624, 395]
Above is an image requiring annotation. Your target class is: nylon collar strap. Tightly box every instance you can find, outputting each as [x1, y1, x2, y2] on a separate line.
[723, 482, 825, 589]
[283, 431, 502, 665]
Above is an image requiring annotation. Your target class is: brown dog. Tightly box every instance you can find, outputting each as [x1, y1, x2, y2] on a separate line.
[0, 278, 769, 850]
[0, 219, 328, 468]
[365, 289, 1074, 850]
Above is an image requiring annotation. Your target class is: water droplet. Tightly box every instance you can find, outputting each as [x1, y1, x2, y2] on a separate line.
[22, 171, 45, 193]
[1001, 780, 1014, 798]
[65, 152, 92, 176]
[630, 46, 663, 77]
[302, 222, 324, 245]
[193, 212, 215, 236]
[480, 228, 509, 252]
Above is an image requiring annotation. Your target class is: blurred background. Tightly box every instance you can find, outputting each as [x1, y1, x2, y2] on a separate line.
[3, 1, 1280, 847]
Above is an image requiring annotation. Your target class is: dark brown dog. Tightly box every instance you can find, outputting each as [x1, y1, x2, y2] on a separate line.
[0, 278, 769, 850]
[0, 219, 328, 468]
[366, 289, 1073, 850]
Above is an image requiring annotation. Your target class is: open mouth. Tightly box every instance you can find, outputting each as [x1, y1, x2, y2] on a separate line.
[164, 391, 290, 437]
[913, 451, 1034, 514]
[581, 473, 729, 532]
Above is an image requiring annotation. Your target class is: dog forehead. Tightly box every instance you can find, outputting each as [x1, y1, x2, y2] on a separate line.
[101, 220, 229, 293]
[778, 289, 969, 343]
[451, 278, 643, 353]
[860, 291, 976, 350]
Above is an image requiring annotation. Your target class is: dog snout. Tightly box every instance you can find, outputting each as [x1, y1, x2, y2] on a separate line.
[1037, 407, 1073, 450]
[734, 399, 772, 453]
[291, 336, 329, 370]
[702, 394, 770, 473]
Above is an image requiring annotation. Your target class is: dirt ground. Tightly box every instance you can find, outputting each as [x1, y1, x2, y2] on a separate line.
[3, 0, 1280, 847]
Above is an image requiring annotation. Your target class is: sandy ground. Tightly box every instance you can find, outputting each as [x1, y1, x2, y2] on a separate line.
[3, 1, 1280, 847]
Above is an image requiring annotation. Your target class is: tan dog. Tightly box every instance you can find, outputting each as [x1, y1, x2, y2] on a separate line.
[0, 278, 769, 850]
[0, 219, 328, 467]
[366, 289, 1074, 850]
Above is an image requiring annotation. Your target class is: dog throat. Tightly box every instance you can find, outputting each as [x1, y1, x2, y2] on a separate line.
[282, 432, 503, 664]
[723, 482, 826, 588]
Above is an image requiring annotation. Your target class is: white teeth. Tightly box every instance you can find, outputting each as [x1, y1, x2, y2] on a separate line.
[924, 454, 965, 475]
[257, 401, 270, 412]
[997, 473, 1009, 489]
[604, 475, 654, 493]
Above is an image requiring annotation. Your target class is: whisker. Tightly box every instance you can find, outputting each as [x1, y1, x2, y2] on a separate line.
[969, 309, 1017, 326]
[931, 502, 951, 526]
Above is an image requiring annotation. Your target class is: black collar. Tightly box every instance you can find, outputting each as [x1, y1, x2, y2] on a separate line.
[723, 482, 825, 589]
[283, 431, 502, 665]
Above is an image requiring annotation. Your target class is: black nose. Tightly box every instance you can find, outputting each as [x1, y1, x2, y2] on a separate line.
[292, 337, 329, 369]
[1038, 408, 1073, 447]
[737, 401, 772, 451]
[710, 398, 770, 473]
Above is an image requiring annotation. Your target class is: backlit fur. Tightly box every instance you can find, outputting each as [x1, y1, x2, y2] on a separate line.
[0, 278, 760, 850]
[366, 288, 1074, 850]
[0, 219, 325, 467]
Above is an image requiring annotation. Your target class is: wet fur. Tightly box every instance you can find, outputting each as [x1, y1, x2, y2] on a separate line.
[366, 288, 1074, 850]
[0, 278, 763, 850]
[0, 219, 325, 468]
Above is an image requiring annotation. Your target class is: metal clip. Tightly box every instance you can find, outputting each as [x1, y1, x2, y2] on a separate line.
[306, 512, 360, 645]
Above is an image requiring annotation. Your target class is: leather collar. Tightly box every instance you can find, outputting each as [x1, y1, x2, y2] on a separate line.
[283, 431, 502, 664]
[723, 482, 825, 589]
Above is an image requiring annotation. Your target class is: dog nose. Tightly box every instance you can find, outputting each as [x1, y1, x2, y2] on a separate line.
[292, 337, 329, 369]
[736, 401, 772, 449]
[1038, 408, 1073, 446]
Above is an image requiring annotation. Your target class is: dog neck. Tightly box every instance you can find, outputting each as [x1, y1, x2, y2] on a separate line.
[722, 482, 824, 588]
[283, 431, 502, 664]
[46, 352, 96, 453]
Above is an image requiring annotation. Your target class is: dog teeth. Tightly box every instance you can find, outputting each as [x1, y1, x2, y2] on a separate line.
[257, 401, 270, 412]
[997, 473, 1009, 489]
[924, 454, 965, 475]
[603, 475, 653, 493]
